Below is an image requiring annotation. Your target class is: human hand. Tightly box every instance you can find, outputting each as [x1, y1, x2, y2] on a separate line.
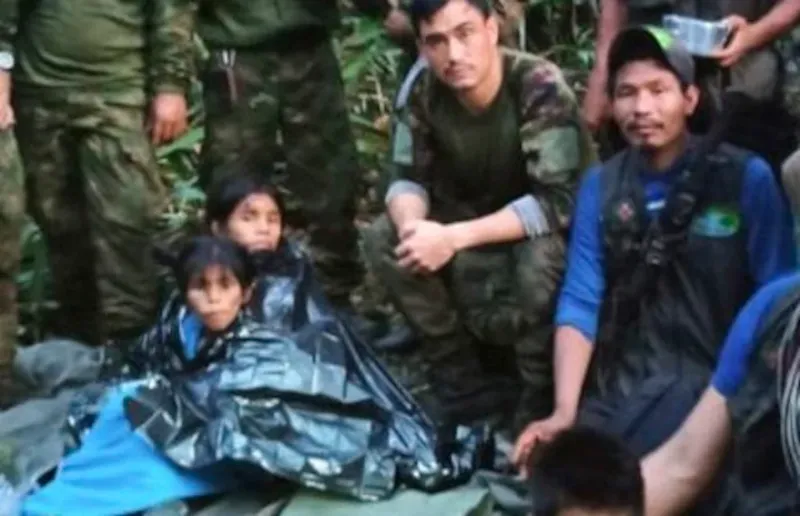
[0, 71, 14, 131]
[394, 219, 457, 274]
[149, 92, 188, 145]
[711, 15, 755, 68]
[511, 410, 575, 478]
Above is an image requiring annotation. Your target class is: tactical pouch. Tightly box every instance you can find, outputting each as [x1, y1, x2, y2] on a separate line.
[207, 49, 239, 110]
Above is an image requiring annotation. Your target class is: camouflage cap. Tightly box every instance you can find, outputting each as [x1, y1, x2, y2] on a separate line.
[607, 25, 696, 90]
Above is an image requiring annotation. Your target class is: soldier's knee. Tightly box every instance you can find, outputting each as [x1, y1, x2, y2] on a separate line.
[782, 148, 800, 213]
[361, 214, 397, 269]
[514, 234, 567, 314]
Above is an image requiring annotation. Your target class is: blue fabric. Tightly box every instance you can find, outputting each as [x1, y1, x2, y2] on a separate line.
[556, 155, 797, 343]
[711, 273, 800, 397]
[179, 309, 203, 360]
[22, 374, 232, 513]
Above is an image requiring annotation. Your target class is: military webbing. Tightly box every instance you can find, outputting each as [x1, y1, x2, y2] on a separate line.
[598, 91, 752, 347]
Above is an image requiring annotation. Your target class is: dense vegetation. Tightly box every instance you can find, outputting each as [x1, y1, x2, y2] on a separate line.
[15, 1, 800, 342]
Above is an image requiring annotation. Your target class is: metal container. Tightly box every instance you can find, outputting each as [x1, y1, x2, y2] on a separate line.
[662, 14, 731, 57]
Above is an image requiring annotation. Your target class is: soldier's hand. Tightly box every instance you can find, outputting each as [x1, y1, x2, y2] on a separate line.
[0, 71, 14, 131]
[149, 92, 188, 145]
[512, 411, 575, 478]
[394, 219, 456, 274]
[712, 15, 754, 68]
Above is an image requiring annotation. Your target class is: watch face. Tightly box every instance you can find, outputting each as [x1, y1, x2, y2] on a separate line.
[0, 52, 13, 70]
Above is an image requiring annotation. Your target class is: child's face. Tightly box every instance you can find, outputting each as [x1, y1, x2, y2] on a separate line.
[219, 193, 282, 252]
[186, 264, 249, 332]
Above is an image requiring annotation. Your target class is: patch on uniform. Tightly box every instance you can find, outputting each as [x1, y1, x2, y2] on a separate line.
[392, 120, 413, 166]
[616, 200, 636, 223]
[522, 127, 580, 178]
[690, 205, 741, 238]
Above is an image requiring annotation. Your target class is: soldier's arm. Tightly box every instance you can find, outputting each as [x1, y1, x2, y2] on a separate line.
[145, 0, 194, 94]
[738, 0, 800, 49]
[641, 388, 732, 516]
[514, 59, 595, 235]
[385, 78, 431, 231]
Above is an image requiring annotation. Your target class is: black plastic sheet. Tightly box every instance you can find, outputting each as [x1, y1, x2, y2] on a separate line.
[122, 243, 493, 501]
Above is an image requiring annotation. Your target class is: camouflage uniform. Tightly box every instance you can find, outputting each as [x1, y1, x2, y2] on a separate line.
[363, 51, 596, 430]
[196, 1, 365, 308]
[0, 129, 24, 369]
[2, 0, 194, 345]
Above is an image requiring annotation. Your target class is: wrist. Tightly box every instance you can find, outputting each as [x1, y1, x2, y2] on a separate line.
[552, 404, 578, 426]
[446, 222, 472, 252]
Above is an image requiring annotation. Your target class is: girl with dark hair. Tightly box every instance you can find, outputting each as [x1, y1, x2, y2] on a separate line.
[18, 235, 258, 515]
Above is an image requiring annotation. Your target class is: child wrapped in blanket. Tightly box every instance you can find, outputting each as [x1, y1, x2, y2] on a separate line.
[4, 174, 488, 515]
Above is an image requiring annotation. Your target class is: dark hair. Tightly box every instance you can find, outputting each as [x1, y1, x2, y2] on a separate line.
[157, 235, 257, 297]
[409, 0, 492, 34]
[529, 426, 644, 516]
[205, 172, 285, 228]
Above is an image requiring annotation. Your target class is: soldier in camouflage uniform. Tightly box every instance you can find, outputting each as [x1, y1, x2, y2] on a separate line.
[362, 0, 595, 431]
[195, 2, 402, 309]
[0, 64, 24, 399]
[0, 0, 194, 346]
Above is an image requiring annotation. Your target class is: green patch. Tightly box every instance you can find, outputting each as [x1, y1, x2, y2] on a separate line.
[392, 120, 413, 166]
[690, 205, 741, 238]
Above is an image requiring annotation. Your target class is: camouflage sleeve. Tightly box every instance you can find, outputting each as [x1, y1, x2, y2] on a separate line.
[0, 0, 19, 54]
[146, 0, 195, 94]
[515, 54, 597, 233]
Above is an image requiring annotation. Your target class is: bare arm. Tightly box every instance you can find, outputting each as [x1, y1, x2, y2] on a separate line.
[447, 207, 526, 251]
[642, 387, 732, 516]
[741, 0, 800, 50]
[387, 189, 429, 230]
[583, 0, 628, 130]
[552, 326, 594, 421]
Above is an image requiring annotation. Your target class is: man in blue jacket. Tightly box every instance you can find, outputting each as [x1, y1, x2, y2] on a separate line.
[514, 25, 795, 464]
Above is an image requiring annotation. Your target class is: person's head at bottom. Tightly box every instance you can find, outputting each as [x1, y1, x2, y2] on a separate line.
[528, 426, 644, 516]
[606, 26, 700, 167]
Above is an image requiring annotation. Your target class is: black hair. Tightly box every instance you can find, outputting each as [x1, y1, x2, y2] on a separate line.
[409, 0, 492, 35]
[204, 171, 285, 229]
[156, 235, 257, 297]
[529, 426, 644, 516]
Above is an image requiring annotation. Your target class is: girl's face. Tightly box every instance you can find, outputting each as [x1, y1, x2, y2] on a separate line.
[215, 193, 282, 252]
[186, 265, 250, 332]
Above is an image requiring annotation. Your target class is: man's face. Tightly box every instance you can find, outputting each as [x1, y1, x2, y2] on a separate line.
[417, 0, 499, 91]
[611, 59, 698, 150]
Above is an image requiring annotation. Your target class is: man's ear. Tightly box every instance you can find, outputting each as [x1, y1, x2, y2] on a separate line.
[684, 84, 701, 117]
[486, 13, 500, 46]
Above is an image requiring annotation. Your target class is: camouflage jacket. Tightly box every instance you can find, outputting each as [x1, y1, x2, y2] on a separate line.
[392, 50, 596, 234]
[0, 0, 193, 102]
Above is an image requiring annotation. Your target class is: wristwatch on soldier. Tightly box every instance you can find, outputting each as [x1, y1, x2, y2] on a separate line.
[0, 51, 14, 71]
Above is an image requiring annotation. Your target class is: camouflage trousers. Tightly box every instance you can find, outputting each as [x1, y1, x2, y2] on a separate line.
[13, 93, 168, 345]
[200, 35, 363, 307]
[0, 129, 24, 368]
[362, 215, 564, 432]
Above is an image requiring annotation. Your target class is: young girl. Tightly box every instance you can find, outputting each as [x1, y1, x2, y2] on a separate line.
[204, 172, 333, 331]
[16, 236, 257, 515]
